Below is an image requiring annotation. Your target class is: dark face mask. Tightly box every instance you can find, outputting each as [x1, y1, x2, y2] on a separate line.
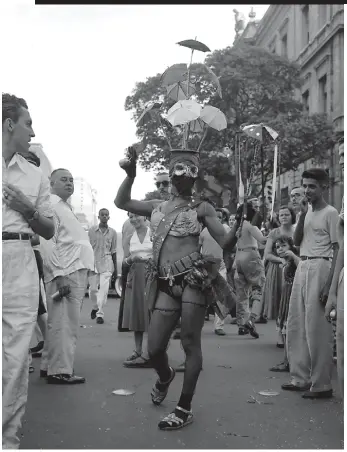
[171, 175, 195, 195]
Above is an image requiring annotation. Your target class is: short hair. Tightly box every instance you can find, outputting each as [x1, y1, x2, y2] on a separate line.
[291, 186, 303, 192]
[2, 93, 28, 124]
[236, 202, 256, 222]
[22, 151, 40, 167]
[302, 168, 329, 185]
[274, 235, 298, 255]
[278, 204, 296, 225]
[156, 171, 169, 178]
[50, 168, 69, 179]
[98, 208, 109, 215]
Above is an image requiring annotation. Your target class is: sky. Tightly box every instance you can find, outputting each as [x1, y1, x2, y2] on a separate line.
[2, 1, 269, 231]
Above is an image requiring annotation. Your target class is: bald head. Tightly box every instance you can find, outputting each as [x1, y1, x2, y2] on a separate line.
[290, 186, 305, 213]
[50, 168, 74, 201]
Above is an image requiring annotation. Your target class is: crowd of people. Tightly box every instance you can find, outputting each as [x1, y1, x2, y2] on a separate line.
[2, 92, 344, 447]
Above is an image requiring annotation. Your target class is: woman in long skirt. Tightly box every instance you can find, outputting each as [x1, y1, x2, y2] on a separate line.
[261, 206, 296, 340]
[122, 213, 153, 368]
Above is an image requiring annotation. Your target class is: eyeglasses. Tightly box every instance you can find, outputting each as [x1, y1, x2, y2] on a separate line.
[155, 180, 169, 188]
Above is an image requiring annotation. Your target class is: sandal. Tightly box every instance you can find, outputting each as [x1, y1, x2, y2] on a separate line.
[269, 362, 289, 372]
[29, 366, 35, 373]
[151, 367, 175, 406]
[124, 351, 141, 363]
[158, 406, 193, 431]
[123, 355, 152, 368]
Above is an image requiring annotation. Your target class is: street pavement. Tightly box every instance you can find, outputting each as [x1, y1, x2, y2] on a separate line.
[21, 297, 343, 449]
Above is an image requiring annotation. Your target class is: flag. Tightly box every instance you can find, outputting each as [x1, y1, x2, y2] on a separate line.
[270, 144, 278, 220]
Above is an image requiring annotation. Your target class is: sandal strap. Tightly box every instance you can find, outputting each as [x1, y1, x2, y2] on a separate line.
[158, 367, 174, 385]
[175, 405, 192, 415]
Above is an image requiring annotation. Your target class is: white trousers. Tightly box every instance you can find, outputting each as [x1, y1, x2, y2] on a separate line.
[214, 267, 228, 330]
[41, 269, 88, 375]
[88, 271, 112, 318]
[2, 241, 39, 449]
[336, 267, 344, 399]
[287, 259, 333, 392]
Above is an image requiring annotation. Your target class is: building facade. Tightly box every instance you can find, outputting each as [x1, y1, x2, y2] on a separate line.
[69, 177, 98, 230]
[237, 4, 344, 210]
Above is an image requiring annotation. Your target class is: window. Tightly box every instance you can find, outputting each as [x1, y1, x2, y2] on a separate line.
[280, 187, 289, 205]
[302, 5, 310, 47]
[318, 4, 327, 28]
[269, 37, 277, 54]
[281, 33, 288, 58]
[318, 75, 328, 114]
[302, 90, 309, 113]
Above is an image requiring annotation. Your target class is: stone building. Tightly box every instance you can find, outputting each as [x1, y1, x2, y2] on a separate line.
[237, 5, 344, 210]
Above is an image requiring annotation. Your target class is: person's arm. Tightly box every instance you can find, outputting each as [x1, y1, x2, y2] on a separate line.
[264, 230, 282, 263]
[325, 242, 344, 318]
[200, 202, 229, 249]
[114, 175, 159, 217]
[293, 198, 309, 246]
[320, 209, 340, 304]
[3, 177, 54, 240]
[111, 230, 118, 273]
[246, 221, 267, 245]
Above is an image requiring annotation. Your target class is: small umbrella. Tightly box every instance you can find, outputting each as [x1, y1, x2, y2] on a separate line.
[200, 105, 227, 131]
[203, 64, 222, 99]
[177, 39, 211, 53]
[166, 100, 201, 127]
[136, 102, 161, 127]
[166, 81, 196, 102]
[160, 63, 187, 87]
[189, 118, 205, 133]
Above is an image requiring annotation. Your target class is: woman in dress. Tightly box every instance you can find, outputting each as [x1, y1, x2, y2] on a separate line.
[122, 212, 153, 368]
[261, 206, 296, 336]
[270, 235, 300, 372]
[115, 147, 235, 430]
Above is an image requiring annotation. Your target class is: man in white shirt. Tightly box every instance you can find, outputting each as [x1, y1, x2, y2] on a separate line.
[283, 168, 339, 399]
[2, 93, 54, 449]
[200, 209, 231, 335]
[88, 209, 117, 324]
[40, 168, 94, 385]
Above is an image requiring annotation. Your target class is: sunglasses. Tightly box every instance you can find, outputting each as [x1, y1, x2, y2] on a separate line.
[155, 180, 169, 188]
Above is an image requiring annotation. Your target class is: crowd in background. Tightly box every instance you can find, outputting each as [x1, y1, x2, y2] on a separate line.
[2, 92, 344, 447]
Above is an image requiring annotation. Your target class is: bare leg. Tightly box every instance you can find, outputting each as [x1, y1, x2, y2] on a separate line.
[37, 313, 48, 341]
[134, 331, 143, 356]
[180, 286, 206, 399]
[147, 291, 181, 382]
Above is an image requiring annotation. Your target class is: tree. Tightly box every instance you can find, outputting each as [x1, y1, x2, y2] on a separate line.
[125, 43, 335, 208]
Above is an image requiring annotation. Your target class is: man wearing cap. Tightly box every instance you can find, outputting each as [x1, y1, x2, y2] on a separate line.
[2, 93, 54, 449]
[283, 168, 339, 399]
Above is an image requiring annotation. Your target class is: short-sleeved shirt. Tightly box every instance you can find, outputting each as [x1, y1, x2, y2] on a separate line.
[300, 205, 339, 258]
[40, 194, 94, 283]
[2, 153, 53, 233]
[88, 225, 117, 273]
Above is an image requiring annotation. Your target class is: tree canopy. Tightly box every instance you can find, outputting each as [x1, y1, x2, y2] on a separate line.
[125, 43, 335, 206]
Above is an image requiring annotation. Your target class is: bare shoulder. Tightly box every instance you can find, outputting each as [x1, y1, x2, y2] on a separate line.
[197, 200, 216, 218]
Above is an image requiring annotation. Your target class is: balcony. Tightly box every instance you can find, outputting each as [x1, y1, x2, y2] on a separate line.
[296, 8, 344, 68]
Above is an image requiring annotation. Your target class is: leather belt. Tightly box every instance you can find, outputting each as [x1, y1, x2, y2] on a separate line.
[158, 252, 201, 278]
[237, 247, 258, 252]
[301, 256, 331, 261]
[2, 232, 31, 241]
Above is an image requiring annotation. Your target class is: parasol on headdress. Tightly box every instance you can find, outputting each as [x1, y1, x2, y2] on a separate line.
[202, 64, 222, 99]
[166, 81, 196, 102]
[136, 102, 162, 127]
[160, 63, 188, 87]
[200, 106, 227, 131]
[166, 100, 202, 127]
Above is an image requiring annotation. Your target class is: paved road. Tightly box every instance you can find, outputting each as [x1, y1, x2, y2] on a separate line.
[21, 297, 343, 449]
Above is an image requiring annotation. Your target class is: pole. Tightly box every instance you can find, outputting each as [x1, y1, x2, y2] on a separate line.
[277, 141, 281, 208]
[260, 143, 265, 220]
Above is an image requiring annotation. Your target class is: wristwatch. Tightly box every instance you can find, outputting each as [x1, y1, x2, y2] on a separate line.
[27, 210, 40, 223]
